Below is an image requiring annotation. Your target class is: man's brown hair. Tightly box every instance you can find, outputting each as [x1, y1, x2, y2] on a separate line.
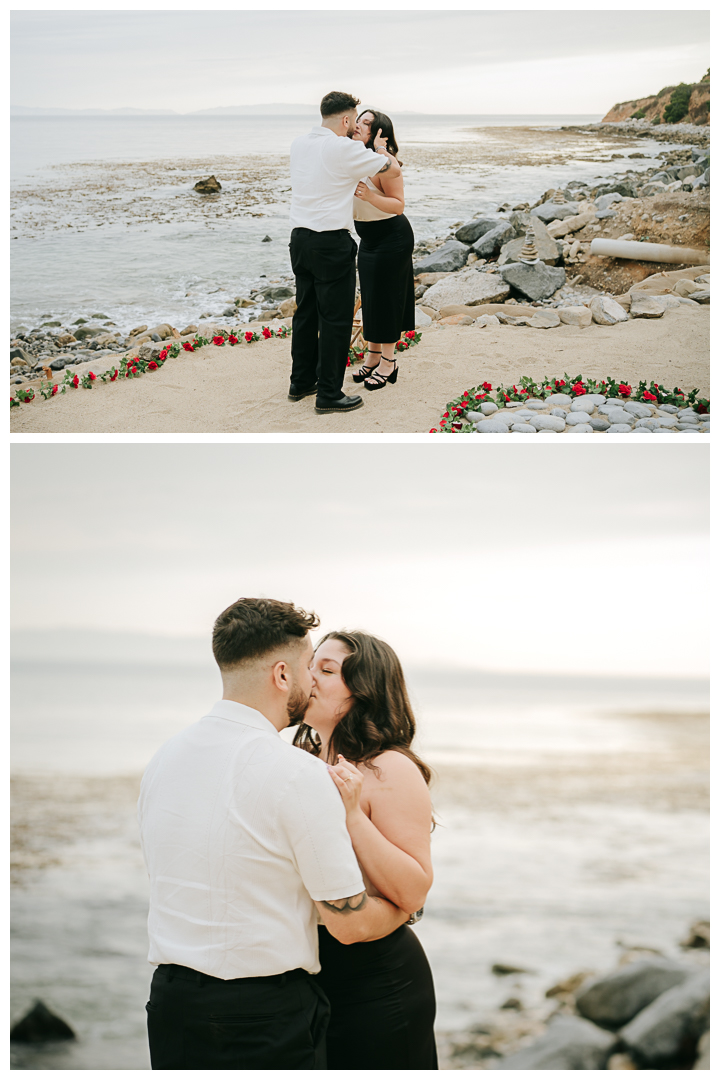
[212, 598, 319, 669]
[320, 91, 360, 118]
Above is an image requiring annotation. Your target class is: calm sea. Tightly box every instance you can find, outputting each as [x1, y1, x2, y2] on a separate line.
[11, 658, 709, 1067]
[10, 112, 679, 335]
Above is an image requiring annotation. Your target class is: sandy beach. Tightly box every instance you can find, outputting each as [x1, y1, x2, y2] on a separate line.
[10, 305, 709, 434]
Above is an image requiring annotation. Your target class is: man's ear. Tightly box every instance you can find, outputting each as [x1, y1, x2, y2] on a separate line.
[271, 659, 289, 694]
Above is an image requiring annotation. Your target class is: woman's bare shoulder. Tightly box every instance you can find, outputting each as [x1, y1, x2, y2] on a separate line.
[364, 750, 427, 785]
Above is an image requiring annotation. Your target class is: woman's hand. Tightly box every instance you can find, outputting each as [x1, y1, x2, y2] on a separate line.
[354, 181, 371, 201]
[327, 755, 365, 820]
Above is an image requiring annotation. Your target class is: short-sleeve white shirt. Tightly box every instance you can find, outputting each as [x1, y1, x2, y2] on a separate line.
[138, 699, 365, 980]
[289, 125, 389, 232]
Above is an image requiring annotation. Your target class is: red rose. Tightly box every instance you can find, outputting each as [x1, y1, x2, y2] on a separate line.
[643, 390, 657, 402]
[555, 379, 565, 388]
[213, 335, 224, 346]
[148, 361, 158, 371]
[158, 350, 168, 360]
[697, 402, 708, 414]
[262, 328, 272, 339]
[406, 331, 415, 339]
[346, 359, 351, 367]
[72, 374, 79, 388]
[110, 370, 118, 382]
[245, 332, 253, 343]
[51, 384, 59, 395]
[482, 382, 492, 391]
[442, 411, 449, 418]
[228, 335, 238, 345]
[572, 383, 586, 395]
[183, 342, 194, 352]
[358, 352, 364, 359]
[89, 371, 96, 380]
[429, 428, 437, 433]
[618, 383, 631, 396]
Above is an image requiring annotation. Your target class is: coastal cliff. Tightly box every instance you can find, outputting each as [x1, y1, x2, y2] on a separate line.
[603, 71, 709, 125]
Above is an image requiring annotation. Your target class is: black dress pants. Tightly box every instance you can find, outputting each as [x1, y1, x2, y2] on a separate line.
[146, 963, 330, 1070]
[289, 227, 357, 400]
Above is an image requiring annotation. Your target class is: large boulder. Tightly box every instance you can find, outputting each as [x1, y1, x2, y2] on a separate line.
[531, 200, 579, 224]
[496, 1015, 617, 1070]
[10, 1000, 76, 1043]
[590, 296, 629, 325]
[500, 261, 566, 302]
[472, 222, 515, 258]
[194, 175, 222, 194]
[500, 215, 562, 266]
[592, 180, 637, 199]
[576, 958, 693, 1029]
[619, 970, 709, 1067]
[413, 240, 470, 275]
[455, 217, 506, 244]
[421, 268, 510, 310]
[73, 325, 106, 340]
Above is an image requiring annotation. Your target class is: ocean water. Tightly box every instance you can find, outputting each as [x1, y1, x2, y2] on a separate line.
[11, 660, 709, 1068]
[10, 113, 681, 335]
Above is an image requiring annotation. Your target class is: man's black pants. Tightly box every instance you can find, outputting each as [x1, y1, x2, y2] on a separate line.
[146, 963, 330, 1069]
[289, 227, 357, 400]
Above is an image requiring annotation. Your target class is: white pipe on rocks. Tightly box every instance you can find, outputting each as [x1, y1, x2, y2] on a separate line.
[590, 239, 710, 264]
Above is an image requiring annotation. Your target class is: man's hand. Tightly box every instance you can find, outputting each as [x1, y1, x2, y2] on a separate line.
[373, 127, 388, 152]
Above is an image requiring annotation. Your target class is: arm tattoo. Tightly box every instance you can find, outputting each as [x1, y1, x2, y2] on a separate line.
[377, 159, 391, 174]
[320, 891, 368, 915]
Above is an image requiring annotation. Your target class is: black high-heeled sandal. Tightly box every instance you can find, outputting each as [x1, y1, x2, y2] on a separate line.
[364, 358, 398, 391]
[352, 349, 381, 383]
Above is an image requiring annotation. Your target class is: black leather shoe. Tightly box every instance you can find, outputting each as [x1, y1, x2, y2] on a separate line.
[314, 393, 364, 414]
[288, 383, 318, 402]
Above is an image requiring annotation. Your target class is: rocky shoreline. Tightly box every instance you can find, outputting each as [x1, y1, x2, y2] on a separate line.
[10, 122, 709, 396]
[440, 921, 709, 1070]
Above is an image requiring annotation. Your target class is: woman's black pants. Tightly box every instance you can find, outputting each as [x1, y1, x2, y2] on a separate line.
[289, 227, 357, 401]
[146, 963, 330, 1069]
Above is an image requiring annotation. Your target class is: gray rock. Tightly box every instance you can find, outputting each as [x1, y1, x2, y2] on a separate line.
[620, 970, 709, 1067]
[590, 295, 629, 325]
[605, 408, 636, 424]
[595, 192, 625, 211]
[677, 423, 703, 432]
[621, 401, 653, 419]
[688, 291, 709, 304]
[550, 408, 568, 418]
[606, 424, 634, 433]
[590, 417, 611, 431]
[677, 409, 701, 422]
[507, 409, 536, 421]
[500, 261, 566, 302]
[480, 401, 499, 415]
[531, 201, 579, 224]
[475, 419, 510, 433]
[500, 215, 562, 266]
[472, 222, 515, 258]
[10, 346, 33, 364]
[565, 411, 593, 425]
[529, 311, 561, 328]
[523, 399, 546, 409]
[497, 1015, 617, 1070]
[593, 180, 636, 199]
[558, 305, 592, 327]
[571, 424, 595, 432]
[49, 358, 69, 370]
[455, 217, 505, 244]
[570, 395, 604, 411]
[652, 415, 680, 428]
[545, 393, 572, 406]
[630, 296, 665, 319]
[531, 414, 566, 432]
[422, 269, 510, 309]
[595, 208, 617, 219]
[465, 411, 482, 422]
[414, 240, 471, 275]
[512, 423, 537, 433]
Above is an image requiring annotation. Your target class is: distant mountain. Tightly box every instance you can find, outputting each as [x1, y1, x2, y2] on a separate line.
[11, 105, 179, 116]
[192, 104, 318, 115]
[11, 627, 212, 667]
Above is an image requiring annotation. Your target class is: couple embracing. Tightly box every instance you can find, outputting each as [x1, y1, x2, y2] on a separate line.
[138, 597, 438, 1070]
[288, 91, 416, 414]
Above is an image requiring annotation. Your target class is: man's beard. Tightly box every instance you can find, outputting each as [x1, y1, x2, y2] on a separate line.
[286, 684, 311, 727]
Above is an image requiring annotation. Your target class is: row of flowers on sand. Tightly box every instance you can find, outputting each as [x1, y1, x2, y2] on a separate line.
[430, 375, 710, 432]
[11, 326, 422, 408]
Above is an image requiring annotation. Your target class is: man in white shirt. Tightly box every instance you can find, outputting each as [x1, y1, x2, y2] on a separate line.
[138, 597, 407, 1070]
[288, 90, 401, 414]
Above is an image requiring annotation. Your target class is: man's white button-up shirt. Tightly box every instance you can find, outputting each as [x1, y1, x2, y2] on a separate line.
[138, 699, 365, 980]
[289, 125, 389, 232]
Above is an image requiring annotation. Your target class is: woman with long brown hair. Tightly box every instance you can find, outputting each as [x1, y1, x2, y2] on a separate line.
[349, 109, 416, 391]
[293, 630, 438, 1070]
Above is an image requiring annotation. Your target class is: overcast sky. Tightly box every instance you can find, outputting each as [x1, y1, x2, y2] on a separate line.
[11, 443, 709, 678]
[10, 9, 710, 115]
